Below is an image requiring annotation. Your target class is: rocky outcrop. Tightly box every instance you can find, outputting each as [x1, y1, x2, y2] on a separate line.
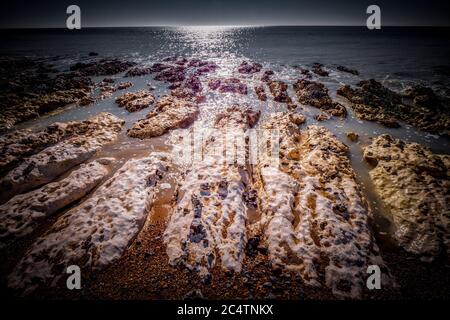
[170, 87, 206, 104]
[0, 158, 113, 245]
[346, 132, 359, 142]
[0, 125, 70, 177]
[403, 85, 439, 108]
[254, 85, 267, 101]
[311, 63, 329, 76]
[127, 95, 199, 138]
[337, 79, 403, 128]
[0, 113, 124, 203]
[208, 78, 248, 95]
[294, 79, 347, 117]
[254, 114, 390, 298]
[337, 65, 359, 75]
[115, 89, 155, 112]
[194, 62, 219, 75]
[70, 58, 135, 76]
[237, 61, 262, 74]
[337, 80, 450, 135]
[125, 66, 152, 77]
[213, 105, 261, 129]
[0, 115, 124, 177]
[261, 70, 274, 83]
[299, 68, 312, 78]
[268, 81, 292, 103]
[164, 106, 260, 278]
[402, 86, 450, 135]
[99, 81, 133, 98]
[154, 66, 186, 83]
[185, 75, 203, 93]
[363, 134, 450, 261]
[315, 113, 330, 121]
[0, 73, 94, 132]
[8, 153, 170, 294]
[149, 63, 171, 73]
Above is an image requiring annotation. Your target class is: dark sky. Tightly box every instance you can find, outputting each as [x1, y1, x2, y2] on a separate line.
[1, 0, 449, 28]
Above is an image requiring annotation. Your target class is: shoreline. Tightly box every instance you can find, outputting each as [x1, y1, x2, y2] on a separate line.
[0, 51, 449, 300]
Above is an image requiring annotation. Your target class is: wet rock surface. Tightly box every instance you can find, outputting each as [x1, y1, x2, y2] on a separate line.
[154, 65, 186, 83]
[127, 95, 199, 138]
[237, 61, 263, 74]
[294, 79, 347, 117]
[99, 81, 133, 98]
[208, 78, 248, 95]
[70, 58, 136, 76]
[337, 65, 359, 75]
[0, 116, 118, 176]
[0, 67, 94, 132]
[338, 80, 450, 135]
[268, 81, 292, 103]
[125, 66, 152, 77]
[261, 70, 274, 83]
[311, 63, 329, 76]
[254, 113, 391, 298]
[0, 159, 112, 245]
[0, 113, 124, 203]
[254, 85, 267, 101]
[164, 106, 260, 278]
[364, 134, 450, 261]
[115, 89, 156, 112]
[346, 131, 359, 142]
[8, 153, 170, 294]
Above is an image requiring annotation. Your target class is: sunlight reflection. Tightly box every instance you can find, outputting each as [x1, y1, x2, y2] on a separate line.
[173, 26, 242, 56]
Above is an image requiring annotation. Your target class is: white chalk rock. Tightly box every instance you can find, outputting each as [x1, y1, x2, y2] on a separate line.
[8, 153, 169, 293]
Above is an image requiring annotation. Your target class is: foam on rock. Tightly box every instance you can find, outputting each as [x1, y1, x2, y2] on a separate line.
[164, 106, 260, 277]
[363, 134, 450, 261]
[255, 113, 389, 298]
[0, 113, 124, 203]
[0, 158, 113, 245]
[8, 153, 170, 293]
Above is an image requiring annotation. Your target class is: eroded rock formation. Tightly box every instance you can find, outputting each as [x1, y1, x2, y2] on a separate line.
[254, 85, 267, 101]
[337, 80, 450, 135]
[208, 78, 248, 95]
[294, 79, 347, 117]
[337, 65, 359, 75]
[127, 95, 199, 138]
[115, 89, 155, 112]
[311, 63, 329, 76]
[268, 81, 292, 103]
[0, 113, 124, 203]
[0, 158, 113, 245]
[164, 106, 260, 278]
[363, 134, 450, 261]
[254, 113, 390, 298]
[8, 153, 170, 294]
[237, 61, 262, 74]
[125, 66, 152, 77]
[70, 59, 135, 76]
[0, 72, 94, 132]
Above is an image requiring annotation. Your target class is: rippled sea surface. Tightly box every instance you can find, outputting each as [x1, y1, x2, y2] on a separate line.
[2, 26, 450, 232]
